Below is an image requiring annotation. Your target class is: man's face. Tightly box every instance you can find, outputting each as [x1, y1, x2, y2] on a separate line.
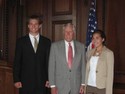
[63, 26, 75, 42]
[28, 19, 41, 34]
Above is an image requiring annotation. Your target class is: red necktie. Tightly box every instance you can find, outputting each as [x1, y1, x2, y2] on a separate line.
[68, 43, 73, 69]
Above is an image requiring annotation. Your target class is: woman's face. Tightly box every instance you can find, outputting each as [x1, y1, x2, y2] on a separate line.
[92, 33, 104, 48]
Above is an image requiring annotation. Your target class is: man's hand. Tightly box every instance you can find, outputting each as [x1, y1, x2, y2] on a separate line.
[51, 87, 58, 94]
[79, 85, 85, 94]
[14, 82, 22, 88]
[45, 81, 50, 88]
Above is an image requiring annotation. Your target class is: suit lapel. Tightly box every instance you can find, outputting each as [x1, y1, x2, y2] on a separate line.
[71, 41, 77, 69]
[87, 48, 96, 71]
[96, 46, 107, 70]
[26, 35, 35, 54]
[87, 48, 103, 71]
[35, 35, 42, 54]
[87, 47, 107, 71]
[60, 40, 69, 69]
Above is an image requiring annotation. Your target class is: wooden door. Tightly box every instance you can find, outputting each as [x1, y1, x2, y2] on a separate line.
[49, 0, 76, 41]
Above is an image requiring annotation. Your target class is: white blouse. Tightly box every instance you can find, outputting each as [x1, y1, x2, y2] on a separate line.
[87, 56, 99, 87]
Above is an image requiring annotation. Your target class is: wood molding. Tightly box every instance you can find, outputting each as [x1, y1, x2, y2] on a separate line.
[52, 0, 72, 16]
[52, 15, 73, 21]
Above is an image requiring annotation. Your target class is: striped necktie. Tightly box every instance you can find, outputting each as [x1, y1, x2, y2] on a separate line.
[34, 37, 38, 52]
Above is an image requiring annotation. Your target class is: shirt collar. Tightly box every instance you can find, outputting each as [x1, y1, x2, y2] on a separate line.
[64, 40, 74, 46]
[29, 33, 39, 39]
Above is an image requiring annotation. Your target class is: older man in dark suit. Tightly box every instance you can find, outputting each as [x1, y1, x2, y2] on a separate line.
[13, 15, 51, 94]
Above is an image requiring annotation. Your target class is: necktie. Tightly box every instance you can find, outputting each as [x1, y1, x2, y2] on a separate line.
[34, 37, 38, 52]
[68, 43, 73, 69]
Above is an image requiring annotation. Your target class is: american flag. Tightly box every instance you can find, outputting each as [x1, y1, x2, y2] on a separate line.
[86, 0, 97, 51]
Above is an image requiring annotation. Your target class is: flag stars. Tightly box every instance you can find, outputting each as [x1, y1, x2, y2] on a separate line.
[91, 30, 94, 32]
[86, 0, 97, 47]
[94, 26, 96, 29]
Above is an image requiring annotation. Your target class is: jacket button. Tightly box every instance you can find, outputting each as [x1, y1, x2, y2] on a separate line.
[96, 71, 98, 73]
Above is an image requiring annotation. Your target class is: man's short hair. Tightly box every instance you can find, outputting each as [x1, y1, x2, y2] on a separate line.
[27, 15, 42, 24]
[63, 23, 76, 33]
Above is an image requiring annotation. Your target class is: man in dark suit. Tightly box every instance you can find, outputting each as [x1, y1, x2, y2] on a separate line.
[13, 15, 51, 94]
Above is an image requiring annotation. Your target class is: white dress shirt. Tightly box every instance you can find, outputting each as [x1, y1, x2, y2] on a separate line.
[29, 33, 39, 48]
[87, 56, 99, 87]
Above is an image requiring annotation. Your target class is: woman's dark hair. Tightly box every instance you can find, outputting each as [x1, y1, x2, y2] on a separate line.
[92, 30, 106, 45]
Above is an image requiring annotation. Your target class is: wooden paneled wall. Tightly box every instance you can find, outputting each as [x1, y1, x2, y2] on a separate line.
[19, 0, 77, 42]
[105, 0, 125, 93]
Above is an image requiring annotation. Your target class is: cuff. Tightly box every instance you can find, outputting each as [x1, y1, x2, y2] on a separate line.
[50, 85, 56, 88]
[81, 84, 85, 86]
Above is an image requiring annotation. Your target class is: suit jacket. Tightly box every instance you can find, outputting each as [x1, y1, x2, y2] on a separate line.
[13, 34, 51, 94]
[49, 40, 86, 94]
[85, 46, 114, 94]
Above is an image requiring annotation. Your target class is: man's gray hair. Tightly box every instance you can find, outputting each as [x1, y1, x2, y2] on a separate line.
[63, 23, 76, 33]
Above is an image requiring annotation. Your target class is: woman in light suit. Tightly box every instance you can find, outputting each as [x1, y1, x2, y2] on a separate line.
[85, 30, 114, 94]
